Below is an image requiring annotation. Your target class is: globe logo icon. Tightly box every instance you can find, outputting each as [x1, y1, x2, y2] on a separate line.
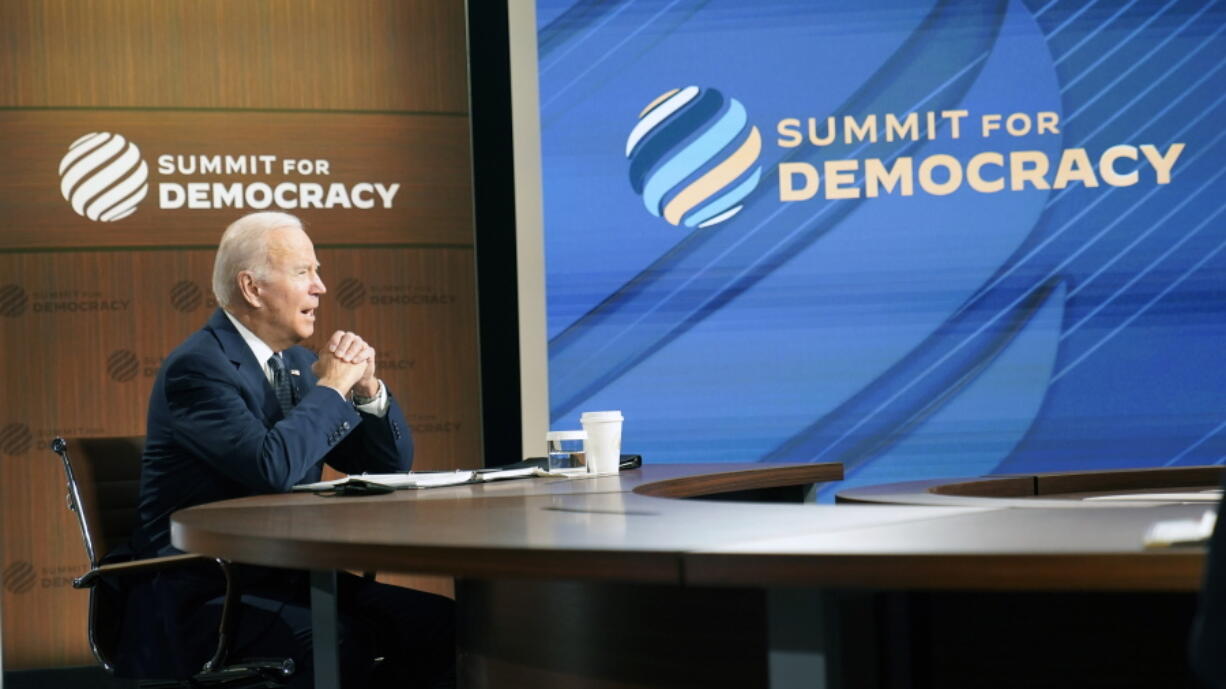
[58, 132, 150, 222]
[626, 86, 762, 228]
[336, 278, 367, 310]
[107, 349, 140, 382]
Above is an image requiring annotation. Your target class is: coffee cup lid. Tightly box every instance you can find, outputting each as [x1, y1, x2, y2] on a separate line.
[580, 410, 623, 421]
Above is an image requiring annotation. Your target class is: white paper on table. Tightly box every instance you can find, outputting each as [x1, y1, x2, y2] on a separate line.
[292, 466, 578, 492]
[292, 470, 477, 492]
[1143, 510, 1217, 548]
[1085, 489, 1222, 503]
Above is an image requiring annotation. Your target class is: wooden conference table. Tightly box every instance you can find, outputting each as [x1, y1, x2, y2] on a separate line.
[171, 463, 1213, 689]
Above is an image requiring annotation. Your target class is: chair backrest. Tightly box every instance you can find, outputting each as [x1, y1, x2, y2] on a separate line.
[49, 436, 144, 674]
[53, 437, 144, 566]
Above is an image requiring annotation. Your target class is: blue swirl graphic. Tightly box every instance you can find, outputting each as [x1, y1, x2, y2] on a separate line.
[628, 87, 762, 226]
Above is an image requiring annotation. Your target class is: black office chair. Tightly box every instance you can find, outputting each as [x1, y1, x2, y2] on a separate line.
[51, 436, 294, 688]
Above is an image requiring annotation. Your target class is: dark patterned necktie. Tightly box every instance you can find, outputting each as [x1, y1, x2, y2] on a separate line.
[268, 353, 296, 416]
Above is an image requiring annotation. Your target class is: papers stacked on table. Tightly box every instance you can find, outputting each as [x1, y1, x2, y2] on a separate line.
[293, 466, 546, 492]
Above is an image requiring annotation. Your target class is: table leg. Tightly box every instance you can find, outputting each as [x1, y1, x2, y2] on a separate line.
[768, 589, 835, 689]
[804, 482, 820, 503]
[310, 569, 340, 689]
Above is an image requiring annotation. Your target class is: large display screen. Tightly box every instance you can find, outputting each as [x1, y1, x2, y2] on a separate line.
[534, 0, 1226, 497]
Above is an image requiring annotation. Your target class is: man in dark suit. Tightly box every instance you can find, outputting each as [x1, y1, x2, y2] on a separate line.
[130, 211, 454, 688]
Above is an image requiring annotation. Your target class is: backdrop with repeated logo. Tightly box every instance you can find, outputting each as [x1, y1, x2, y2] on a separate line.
[0, 0, 474, 668]
[537, 0, 1226, 497]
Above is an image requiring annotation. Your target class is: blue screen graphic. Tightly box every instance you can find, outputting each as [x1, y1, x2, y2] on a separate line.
[537, 0, 1226, 496]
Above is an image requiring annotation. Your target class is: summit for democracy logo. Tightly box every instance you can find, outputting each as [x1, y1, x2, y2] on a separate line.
[59, 133, 149, 222]
[57, 132, 402, 222]
[627, 85, 1187, 229]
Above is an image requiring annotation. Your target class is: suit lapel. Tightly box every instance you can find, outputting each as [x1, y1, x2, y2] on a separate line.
[281, 348, 304, 405]
[282, 347, 319, 405]
[205, 309, 282, 421]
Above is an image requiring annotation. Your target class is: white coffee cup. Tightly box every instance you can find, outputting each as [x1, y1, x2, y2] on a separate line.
[580, 410, 623, 474]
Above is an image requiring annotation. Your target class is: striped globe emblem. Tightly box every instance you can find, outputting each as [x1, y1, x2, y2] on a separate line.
[107, 349, 139, 382]
[58, 132, 150, 222]
[0, 423, 32, 456]
[169, 280, 203, 312]
[0, 284, 27, 318]
[626, 86, 762, 228]
[336, 278, 367, 310]
[3, 561, 35, 594]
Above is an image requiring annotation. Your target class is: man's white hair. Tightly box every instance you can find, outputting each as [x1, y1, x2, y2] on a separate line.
[211, 212, 304, 309]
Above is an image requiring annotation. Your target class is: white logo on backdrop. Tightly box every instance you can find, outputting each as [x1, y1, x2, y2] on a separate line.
[58, 132, 150, 222]
[57, 132, 402, 216]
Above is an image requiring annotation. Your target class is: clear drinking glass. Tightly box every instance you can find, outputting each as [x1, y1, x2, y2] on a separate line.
[546, 430, 586, 472]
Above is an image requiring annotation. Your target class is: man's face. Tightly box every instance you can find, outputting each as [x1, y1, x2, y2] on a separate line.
[251, 225, 326, 350]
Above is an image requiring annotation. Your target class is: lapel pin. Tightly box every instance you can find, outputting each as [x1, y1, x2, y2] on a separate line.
[290, 369, 301, 376]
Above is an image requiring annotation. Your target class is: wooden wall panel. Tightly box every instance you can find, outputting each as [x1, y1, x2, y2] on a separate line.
[0, 0, 469, 112]
[0, 0, 476, 671]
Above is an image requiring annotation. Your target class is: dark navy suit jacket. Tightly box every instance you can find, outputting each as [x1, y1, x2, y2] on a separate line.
[121, 308, 414, 677]
[134, 308, 414, 558]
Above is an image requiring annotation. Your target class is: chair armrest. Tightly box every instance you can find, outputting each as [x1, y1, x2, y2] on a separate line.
[73, 553, 214, 588]
[75, 553, 248, 674]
